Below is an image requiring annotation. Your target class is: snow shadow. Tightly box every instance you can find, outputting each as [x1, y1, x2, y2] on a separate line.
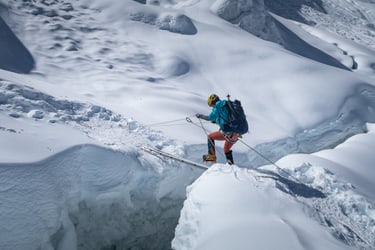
[255, 168, 326, 198]
[272, 16, 351, 71]
[264, 0, 326, 25]
[0, 17, 35, 73]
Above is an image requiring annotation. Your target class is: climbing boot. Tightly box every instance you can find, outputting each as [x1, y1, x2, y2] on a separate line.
[225, 150, 234, 165]
[207, 138, 215, 155]
[203, 154, 217, 163]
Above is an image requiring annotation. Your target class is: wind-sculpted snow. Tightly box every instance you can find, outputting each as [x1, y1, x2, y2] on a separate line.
[293, 165, 375, 249]
[265, 0, 375, 50]
[264, 0, 327, 24]
[0, 81, 121, 124]
[275, 163, 375, 249]
[173, 163, 375, 249]
[0, 144, 201, 250]
[0, 80, 181, 154]
[130, 12, 198, 35]
[211, 0, 281, 43]
[3, 0, 192, 84]
[132, 0, 200, 7]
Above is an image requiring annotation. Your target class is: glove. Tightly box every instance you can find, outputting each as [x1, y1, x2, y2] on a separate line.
[196, 113, 209, 120]
[196, 113, 204, 119]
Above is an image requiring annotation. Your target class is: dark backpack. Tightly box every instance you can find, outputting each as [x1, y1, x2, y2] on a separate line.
[223, 98, 248, 134]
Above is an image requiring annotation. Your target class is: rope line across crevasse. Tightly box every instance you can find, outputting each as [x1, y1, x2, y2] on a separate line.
[190, 116, 304, 185]
[144, 116, 211, 128]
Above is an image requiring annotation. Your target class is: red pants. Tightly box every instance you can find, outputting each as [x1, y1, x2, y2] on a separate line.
[208, 131, 238, 153]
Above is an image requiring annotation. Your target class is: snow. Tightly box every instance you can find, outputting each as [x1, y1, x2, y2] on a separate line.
[278, 123, 375, 201]
[174, 124, 375, 249]
[0, 0, 375, 249]
[173, 165, 353, 250]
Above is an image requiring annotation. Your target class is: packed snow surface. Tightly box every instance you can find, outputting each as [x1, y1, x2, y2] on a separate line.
[1, 0, 375, 249]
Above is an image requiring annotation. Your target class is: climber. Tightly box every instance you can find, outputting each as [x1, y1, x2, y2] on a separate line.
[196, 94, 239, 165]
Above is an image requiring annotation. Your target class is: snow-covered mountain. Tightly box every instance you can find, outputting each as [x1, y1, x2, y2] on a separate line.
[0, 0, 375, 249]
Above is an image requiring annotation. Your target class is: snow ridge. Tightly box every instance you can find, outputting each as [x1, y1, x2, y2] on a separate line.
[0, 79, 201, 250]
[0, 79, 181, 154]
[0, 80, 120, 123]
[245, 83, 375, 168]
[174, 163, 375, 249]
[274, 163, 375, 249]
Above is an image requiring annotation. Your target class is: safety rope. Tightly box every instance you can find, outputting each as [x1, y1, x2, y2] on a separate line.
[144, 117, 193, 127]
[186, 117, 210, 136]
[234, 136, 301, 183]
[187, 117, 226, 159]
[188, 116, 302, 184]
[145, 116, 211, 128]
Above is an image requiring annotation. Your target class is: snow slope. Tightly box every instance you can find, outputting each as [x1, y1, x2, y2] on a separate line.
[0, 79, 201, 250]
[174, 124, 375, 250]
[1, 0, 375, 249]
